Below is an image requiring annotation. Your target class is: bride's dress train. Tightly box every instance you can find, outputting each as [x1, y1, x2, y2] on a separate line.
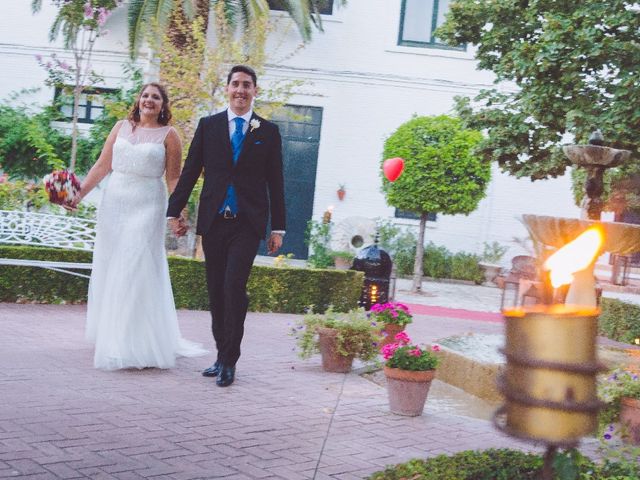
[86, 121, 207, 370]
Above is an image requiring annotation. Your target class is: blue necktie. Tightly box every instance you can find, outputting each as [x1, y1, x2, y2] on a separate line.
[219, 117, 246, 215]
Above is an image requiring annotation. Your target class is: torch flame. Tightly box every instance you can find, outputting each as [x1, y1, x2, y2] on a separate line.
[543, 227, 604, 288]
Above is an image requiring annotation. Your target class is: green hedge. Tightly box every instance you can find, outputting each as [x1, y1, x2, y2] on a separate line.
[0, 246, 363, 313]
[367, 448, 638, 480]
[599, 298, 640, 345]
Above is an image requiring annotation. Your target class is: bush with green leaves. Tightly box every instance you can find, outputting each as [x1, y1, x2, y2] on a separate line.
[292, 307, 380, 361]
[0, 246, 362, 313]
[599, 368, 640, 439]
[0, 102, 74, 178]
[367, 447, 639, 480]
[450, 252, 484, 284]
[598, 298, 640, 345]
[381, 115, 488, 291]
[305, 219, 333, 268]
[377, 220, 417, 276]
[0, 179, 95, 218]
[480, 241, 508, 264]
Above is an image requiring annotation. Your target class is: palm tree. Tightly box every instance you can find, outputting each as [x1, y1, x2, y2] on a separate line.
[127, 0, 346, 58]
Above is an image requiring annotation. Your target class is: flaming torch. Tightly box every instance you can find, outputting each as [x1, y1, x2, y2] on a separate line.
[496, 226, 606, 479]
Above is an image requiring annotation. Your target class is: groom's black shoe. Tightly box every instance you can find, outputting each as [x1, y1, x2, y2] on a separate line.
[202, 361, 222, 377]
[216, 365, 235, 387]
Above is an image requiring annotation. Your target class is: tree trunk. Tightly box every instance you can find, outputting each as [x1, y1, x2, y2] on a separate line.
[411, 212, 428, 293]
[69, 66, 81, 171]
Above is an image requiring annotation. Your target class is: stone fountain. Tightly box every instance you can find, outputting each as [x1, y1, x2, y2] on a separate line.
[522, 131, 638, 306]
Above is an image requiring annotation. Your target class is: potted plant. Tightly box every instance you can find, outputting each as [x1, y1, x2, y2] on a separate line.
[599, 368, 640, 444]
[292, 307, 380, 373]
[478, 241, 508, 285]
[382, 332, 440, 416]
[331, 250, 355, 269]
[337, 183, 346, 201]
[370, 302, 413, 347]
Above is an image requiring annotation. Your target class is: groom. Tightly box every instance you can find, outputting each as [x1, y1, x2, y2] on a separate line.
[167, 65, 286, 387]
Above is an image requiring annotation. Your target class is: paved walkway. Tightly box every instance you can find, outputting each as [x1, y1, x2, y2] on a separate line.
[1, 278, 627, 479]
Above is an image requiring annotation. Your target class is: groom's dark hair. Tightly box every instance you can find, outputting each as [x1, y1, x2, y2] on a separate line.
[227, 65, 257, 86]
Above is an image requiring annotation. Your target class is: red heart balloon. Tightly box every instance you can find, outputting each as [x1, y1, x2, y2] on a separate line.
[383, 157, 405, 182]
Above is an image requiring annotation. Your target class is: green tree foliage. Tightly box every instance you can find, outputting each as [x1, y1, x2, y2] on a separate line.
[32, 0, 120, 171]
[438, 0, 640, 184]
[381, 115, 488, 292]
[127, 0, 346, 57]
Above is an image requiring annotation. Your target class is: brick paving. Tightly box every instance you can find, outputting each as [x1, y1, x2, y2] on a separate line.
[1, 301, 596, 479]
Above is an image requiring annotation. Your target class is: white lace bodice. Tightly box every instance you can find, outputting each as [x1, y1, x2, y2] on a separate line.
[112, 120, 172, 178]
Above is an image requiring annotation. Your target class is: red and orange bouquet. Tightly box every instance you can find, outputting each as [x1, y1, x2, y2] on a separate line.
[43, 169, 81, 205]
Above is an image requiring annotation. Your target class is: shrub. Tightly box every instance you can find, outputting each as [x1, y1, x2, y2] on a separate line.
[598, 298, 640, 345]
[422, 242, 451, 279]
[0, 246, 363, 313]
[367, 448, 639, 479]
[368, 449, 543, 480]
[0, 179, 96, 218]
[292, 307, 380, 361]
[305, 219, 333, 268]
[450, 252, 484, 284]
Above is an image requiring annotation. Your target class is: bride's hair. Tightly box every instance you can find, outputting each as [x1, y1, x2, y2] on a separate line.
[128, 83, 173, 126]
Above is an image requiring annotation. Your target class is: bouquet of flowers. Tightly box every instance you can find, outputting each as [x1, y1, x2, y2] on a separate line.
[370, 302, 413, 326]
[43, 169, 81, 205]
[382, 332, 440, 371]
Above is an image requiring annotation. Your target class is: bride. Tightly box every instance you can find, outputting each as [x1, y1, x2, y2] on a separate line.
[69, 83, 207, 370]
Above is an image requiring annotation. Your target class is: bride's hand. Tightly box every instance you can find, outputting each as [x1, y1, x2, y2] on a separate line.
[63, 196, 81, 211]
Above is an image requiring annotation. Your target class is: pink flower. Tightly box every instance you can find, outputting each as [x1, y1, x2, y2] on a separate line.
[381, 343, 399, 360]
[410, 348, 422, 357]
[35, 54, 43, 62]
[394, 331, 410, 345]
[431, 344, 441, 352]
[97, 7, 110, 26]
[84, 2, 93, 19]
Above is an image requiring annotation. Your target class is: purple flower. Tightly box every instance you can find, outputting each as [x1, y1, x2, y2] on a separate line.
[97, 7, 110, 26]
[84, 2, 93, 19]
[603, 433, 612, 440]
[35, 54, 42, 62]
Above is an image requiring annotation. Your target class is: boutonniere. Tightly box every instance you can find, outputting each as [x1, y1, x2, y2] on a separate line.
[249, 118, 261, 132]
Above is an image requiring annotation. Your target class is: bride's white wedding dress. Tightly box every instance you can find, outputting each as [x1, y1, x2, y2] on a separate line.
[86, 120, 207, 370]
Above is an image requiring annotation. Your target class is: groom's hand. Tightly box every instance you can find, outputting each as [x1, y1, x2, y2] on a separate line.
[168, 216, 188, 237]
[267, 232, 283, 255]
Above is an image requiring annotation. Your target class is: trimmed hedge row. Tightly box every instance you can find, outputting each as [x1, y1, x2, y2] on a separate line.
[0, 246, 363, 313]
[599, 297, 640, 345]
[367, 448, 639, 479]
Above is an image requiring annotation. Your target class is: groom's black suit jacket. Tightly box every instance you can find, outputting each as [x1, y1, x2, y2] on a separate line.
[167, 110, 286, 239]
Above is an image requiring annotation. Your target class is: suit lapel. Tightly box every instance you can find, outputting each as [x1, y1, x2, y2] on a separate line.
[216, 111, 233, 165]
[236, 113, 260, 167]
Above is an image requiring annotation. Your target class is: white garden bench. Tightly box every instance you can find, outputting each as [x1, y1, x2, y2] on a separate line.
[0, 209, 96, 279]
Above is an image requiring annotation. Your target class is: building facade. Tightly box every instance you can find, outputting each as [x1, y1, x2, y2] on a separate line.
[0, 0, 582, 263]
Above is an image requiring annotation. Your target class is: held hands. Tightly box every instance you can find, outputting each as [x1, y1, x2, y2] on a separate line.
[168, 216, 188, 237]
[62, 196, 82, 212]
[267, 232, 283, 255]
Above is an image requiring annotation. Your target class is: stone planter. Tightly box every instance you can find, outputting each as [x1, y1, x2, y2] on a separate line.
[620, 396, 640, 445]
[478, 262, 502, 285]
[317, 327, 354, 373]
[379, 323, 404, 348]
[384, 366, 435, 416]
[333, 256, 352, 270]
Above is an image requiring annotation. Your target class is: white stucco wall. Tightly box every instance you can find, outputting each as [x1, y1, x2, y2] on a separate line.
[261, 0, 581, 260]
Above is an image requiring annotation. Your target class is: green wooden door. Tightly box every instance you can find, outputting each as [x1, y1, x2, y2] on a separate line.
[259, 105, 322, 259]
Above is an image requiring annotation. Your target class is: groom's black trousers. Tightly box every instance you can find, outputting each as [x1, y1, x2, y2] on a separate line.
[201, 214, 261, 367]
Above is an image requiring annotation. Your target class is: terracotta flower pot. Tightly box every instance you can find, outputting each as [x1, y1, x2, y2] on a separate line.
[317, 327, 354, 373]
[379, 323, 404, 347]
[620, 397, 640, 444]
[384, 366, 435, 416]
[337, 189, 346, 201]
